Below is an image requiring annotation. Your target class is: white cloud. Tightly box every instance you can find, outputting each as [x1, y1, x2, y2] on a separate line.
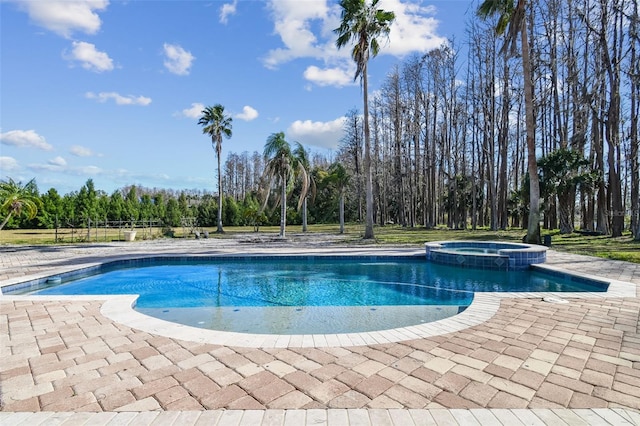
[381, 0, 447, 55]
[77, 165, 102, 176]
[220, 0, 238, 24]
[28, 163, 63, 172]
[178, 102, 205, 119]
[15, 0, 109, 38]
[235, 106, 259, 121]
[85, 92, 152, 106]
[0, 129, 53, 151]
[263, 0, 448, 87]
[48, 156, 67, 167]
[0, 156, 19, 172]
[70, 145, 94, 157]
[263, 0, 336, 69]
[163, 43, 195, 76]
[287, 117, 346, 150]
[303, 65, 353, 87]
[65, 41, 114, 72]
[28, 162, 103, 176]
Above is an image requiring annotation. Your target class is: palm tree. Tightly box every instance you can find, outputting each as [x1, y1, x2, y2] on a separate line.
[0, 177, 40, 230]
[538, 148, 599, 234]
[198, 104, 232, 233]
[328, 162, 350, 234]
[293, 142, 315, 232]
[477, 0, 540, 244]
[262, 132, 308, 238]
[335, 0, 394, 239]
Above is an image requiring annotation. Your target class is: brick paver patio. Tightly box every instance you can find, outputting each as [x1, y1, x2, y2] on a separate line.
[1, 237, 639, 424]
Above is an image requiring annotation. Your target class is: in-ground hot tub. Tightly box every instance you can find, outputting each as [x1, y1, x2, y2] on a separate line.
[425, 241, 547, 270]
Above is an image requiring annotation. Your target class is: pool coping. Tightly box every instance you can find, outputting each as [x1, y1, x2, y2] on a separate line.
[1, 252, 636, 348]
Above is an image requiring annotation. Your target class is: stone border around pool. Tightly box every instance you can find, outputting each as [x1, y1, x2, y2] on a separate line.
[1, 253, 636, 348]
[425, 240, 547, 270]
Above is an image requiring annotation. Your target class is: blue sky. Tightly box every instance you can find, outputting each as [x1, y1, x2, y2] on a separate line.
[1, 0, 475, 195]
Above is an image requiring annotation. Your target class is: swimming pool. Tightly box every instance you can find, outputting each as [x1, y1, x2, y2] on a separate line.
[7, 256, 608, 334]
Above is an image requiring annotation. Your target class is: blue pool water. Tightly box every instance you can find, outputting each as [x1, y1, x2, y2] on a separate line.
[14, 257, 607, 334]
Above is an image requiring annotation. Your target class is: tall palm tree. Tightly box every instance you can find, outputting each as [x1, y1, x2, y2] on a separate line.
[478, 0, 540, 244]
[0, 177, 40, 230]
[198, 104, 232, 233]
[335, 0, 394, 239]
[293, 142, 315, 232]
[262, 132, 308, 238]
[328, 162, 350, 234]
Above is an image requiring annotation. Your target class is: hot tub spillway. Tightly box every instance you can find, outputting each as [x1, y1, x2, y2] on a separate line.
[425, 241, 547, 270]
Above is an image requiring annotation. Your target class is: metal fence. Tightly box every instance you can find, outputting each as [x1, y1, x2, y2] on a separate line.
[1, 219, 164, 244]
[56, 219, 164, 243]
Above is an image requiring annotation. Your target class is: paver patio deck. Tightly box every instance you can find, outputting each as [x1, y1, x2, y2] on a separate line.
[0, 236, 639, 425]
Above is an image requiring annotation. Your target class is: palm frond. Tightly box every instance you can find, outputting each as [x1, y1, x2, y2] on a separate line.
[334, 0, 395, 82]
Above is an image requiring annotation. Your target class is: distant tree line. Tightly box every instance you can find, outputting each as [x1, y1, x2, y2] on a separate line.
[0, 178, 247, 231]
[0, 174, 350, 233]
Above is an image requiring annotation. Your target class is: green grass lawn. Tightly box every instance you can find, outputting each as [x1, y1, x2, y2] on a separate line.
[371, 225, 639, 264]
[543, 231, 640, 263]
[2, 223, 638, 264]
[213, 224, 639, 264]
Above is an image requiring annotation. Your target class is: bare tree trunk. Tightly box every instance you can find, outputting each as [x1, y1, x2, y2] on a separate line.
[430, 81, 438, 227]
[216, 139, 224, 233]
[280, 166, 287, 238]
[390, 69, 406, 226]
[412, 69, 421, 228]
[602, 0, 624, 237]
[497, 55, 510, 230]
[631, 0, 640, 240]
[0, 212, 13, 231]
[339, 193, 345, 234]
[558, 191, 575, 233]
[521, 5, 542, 244]
[567, 0, 589, 231]
[363, 61, 375, 239]
[485, 48, 498, 231]
[302, 197, 308, 232]
[371, 96, 386, 227]
[594, 104, 610, 234]
[356, 125, 363, 223]
[422, 83, 433, 228]
[344, 109, 363, 222]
